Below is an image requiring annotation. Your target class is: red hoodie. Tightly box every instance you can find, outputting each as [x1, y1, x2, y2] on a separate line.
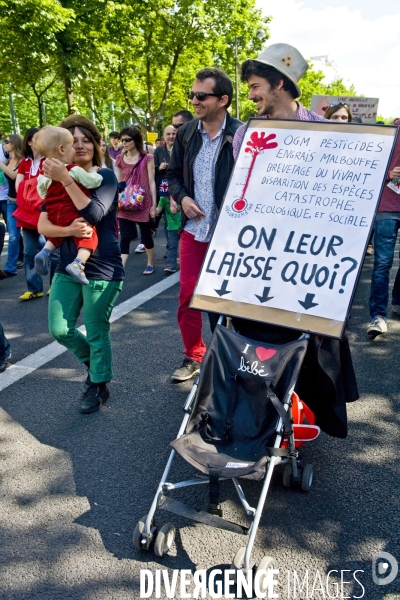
[377, 119, 400, 213]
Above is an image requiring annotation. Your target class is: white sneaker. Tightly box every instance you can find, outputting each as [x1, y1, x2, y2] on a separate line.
[134, 243, 146, 253]
[367, 316, 387, 339]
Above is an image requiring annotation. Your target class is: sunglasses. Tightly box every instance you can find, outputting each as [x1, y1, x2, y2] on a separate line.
[121, 137, 133, 143]
[187, 91, 220, 101]
[4, 139, 11, 144]
[173, 123, 184, 129]
[330, 102, 349, 108]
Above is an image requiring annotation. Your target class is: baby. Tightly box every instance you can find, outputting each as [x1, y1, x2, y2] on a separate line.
[34, 126, 103, 285]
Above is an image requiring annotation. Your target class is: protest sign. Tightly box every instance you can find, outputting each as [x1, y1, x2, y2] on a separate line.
[147, 132, 158, 145]
[310, 95, 379, 123]
[191, 119, 398, 338]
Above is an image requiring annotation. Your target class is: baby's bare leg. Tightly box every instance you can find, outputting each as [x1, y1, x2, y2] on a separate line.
[76, 248, 92, 263]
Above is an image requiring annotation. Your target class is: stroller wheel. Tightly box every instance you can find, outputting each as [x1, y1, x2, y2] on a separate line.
[255, 556, 275, 594]
[154, 523, 176, 557]
[282, 463, 293, 488]
[231, 546, 255, 571]
[301, 463, 313, 492]
[231, 546, 247, 569]
[133, 515, 156, 551]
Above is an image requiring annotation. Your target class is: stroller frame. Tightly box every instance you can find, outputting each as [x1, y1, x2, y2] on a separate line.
[134, 317, 314, 578]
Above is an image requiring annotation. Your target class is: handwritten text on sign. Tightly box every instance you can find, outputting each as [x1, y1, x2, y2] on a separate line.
[193, 121, 396, 332]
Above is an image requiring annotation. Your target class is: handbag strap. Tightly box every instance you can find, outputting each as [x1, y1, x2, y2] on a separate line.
[125, 155, 145, 184]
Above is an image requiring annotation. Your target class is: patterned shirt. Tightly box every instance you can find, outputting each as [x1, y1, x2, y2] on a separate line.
[233, 103, 326, 159]
[184, 117, 226, 243]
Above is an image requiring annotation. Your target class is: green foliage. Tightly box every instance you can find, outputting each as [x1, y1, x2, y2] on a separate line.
[0, 2, 358, 137]
[376, 115, 398, 125]
[300, 64, 357, 109]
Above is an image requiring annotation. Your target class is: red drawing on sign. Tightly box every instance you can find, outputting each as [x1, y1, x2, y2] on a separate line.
[233, 132, 278, 211]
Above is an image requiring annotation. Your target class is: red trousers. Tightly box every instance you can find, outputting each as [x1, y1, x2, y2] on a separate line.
[178, 231, 208, 362]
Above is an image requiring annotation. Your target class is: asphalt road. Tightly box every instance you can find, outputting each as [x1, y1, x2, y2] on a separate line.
[0, 234, 399, 600]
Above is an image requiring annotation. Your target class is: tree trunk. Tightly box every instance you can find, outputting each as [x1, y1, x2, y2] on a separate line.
[63, 76, 74, 115]
[38, 99, 43, 127]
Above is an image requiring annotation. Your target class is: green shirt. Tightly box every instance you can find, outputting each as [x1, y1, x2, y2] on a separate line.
[159, 196, 182, 231]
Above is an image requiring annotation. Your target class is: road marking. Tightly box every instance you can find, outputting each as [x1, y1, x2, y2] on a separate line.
[0, 272, 179, 392]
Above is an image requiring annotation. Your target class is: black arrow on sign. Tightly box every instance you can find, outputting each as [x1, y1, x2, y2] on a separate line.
[214, 280, 231, 297]
[298, 293, 319, 310]
[255, 287, 274, 303]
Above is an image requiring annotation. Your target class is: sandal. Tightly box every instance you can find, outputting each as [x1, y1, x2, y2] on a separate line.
[143, 266, 155, 275]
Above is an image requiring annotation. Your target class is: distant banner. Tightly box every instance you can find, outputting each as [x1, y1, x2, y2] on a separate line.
[191, 119, 397, 338]
[311, 96, 379, 124]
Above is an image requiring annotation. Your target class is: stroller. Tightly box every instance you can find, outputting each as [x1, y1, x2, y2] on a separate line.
[134, 318, 320, 590]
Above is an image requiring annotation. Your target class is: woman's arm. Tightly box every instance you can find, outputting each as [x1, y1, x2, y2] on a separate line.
[79, 169, 118, 225]
[0, 161, 18, 179]
[116, 166, 123, 183]
[15, 173, 24, 192]
[38, 212, 94, 238]
[147, 159, 157, 219]
[42, 158, 91, 211]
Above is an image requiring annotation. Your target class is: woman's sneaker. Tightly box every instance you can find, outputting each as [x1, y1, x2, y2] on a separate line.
[367, 316, 387, 339]
[135, 243, 146, 253]
[164, 266, 177, 274]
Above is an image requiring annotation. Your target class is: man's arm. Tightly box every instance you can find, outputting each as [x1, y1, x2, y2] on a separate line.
[232, 123, 247, 160]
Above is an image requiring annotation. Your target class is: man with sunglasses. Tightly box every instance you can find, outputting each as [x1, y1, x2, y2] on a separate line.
[168, 68, 242, 382]
[172, 110, 194, 129]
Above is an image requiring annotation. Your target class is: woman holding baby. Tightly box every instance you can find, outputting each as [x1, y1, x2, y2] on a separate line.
[38, 115, 124, 414]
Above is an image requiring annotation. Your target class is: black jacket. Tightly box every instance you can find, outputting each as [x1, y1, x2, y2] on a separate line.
[154, 144, 172, 195]
[167, 114, 242, 230]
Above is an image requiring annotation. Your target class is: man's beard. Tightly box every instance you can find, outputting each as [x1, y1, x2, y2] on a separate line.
[255, 100, 273, 117]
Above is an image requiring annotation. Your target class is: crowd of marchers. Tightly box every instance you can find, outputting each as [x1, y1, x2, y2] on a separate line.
[0, 43, 399, 417]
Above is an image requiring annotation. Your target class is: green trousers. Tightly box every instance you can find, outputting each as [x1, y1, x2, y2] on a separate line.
[48, 273, 123, 383]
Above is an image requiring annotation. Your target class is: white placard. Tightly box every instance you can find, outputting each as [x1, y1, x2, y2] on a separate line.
[191, 120, 397, 338]
[310, 95, 379, 124]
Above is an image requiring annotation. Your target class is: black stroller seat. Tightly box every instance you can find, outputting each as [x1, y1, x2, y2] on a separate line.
[134, 320, 319, 581]
[172, 325, 308, 481]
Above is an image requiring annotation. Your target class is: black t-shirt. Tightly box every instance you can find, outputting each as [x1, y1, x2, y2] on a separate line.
[56, 168, 125, 281]
[5, 169, 17, 199]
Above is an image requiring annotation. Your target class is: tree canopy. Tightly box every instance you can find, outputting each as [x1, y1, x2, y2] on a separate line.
[0, 1, 358, 136]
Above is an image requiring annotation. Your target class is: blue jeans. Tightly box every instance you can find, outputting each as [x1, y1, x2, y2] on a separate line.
[22, 228, 59, 293]
[4, 199, 20, 275]
[166, 229, 179, 270]
[369, 218, 400, 319]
